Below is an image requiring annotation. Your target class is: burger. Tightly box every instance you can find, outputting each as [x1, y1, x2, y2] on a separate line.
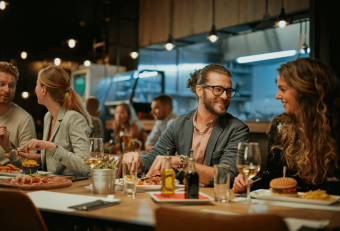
[269, 177, 298, 197]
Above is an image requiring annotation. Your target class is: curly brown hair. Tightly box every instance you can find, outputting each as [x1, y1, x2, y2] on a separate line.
[38, 66, 91, 126]
[0, 62, 19, 82]
[186, 64, 232, 97]
[273, 58, 340, 185]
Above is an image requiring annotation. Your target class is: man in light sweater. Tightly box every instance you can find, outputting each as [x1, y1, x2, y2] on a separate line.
[0, 62, 36, 167]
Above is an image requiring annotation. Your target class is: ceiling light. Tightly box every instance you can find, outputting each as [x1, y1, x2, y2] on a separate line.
[275, 0, 289, 29]
[84, 60, 91, 66]
[21, 91, 30, 99]
[236, 50, 297, 63]
[207, 0, 219, 43]
[54, 58, 61, 66]
[129, 44, 139, 59]
[164, 0, 175, 51]
[302, 20, 309, 53]
[67, 39, 77, 48]
[0, 1, 9, 10]
[21, 52, 27, 59]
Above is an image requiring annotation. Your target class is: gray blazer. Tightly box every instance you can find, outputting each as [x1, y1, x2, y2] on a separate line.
[41, 107, 91, 176]
[142, 109, 250, 187]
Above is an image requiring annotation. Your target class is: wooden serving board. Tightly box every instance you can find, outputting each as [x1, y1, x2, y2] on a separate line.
[0, 178, 72, 190]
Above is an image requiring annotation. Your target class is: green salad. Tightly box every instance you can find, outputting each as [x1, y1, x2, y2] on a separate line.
[93, 162, 116, 169]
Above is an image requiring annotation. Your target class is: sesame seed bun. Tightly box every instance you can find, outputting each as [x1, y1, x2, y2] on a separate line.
[270, 177, 297, 189]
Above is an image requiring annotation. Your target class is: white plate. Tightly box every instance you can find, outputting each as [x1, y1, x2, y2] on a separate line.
[250, 189, 340, 205]
[0, 171, 54, 177]
[115, 178, 184, 190]
[149, 192, 214, 204]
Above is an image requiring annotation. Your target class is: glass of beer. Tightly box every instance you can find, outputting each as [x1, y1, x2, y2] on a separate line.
[85, 138, 104, 168]
[121, 131, 132, 153]
[236, 142, 261, 203]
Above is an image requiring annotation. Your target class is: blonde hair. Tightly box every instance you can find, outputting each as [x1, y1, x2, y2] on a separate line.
[273, 58, 340, 185]
[38, 66, 91, 126]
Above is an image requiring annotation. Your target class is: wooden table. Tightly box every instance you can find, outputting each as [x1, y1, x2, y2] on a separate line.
[2, 178, 340, 230]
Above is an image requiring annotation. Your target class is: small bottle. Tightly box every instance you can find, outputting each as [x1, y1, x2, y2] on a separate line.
[161, 147, 176, 198]
[184, 150, 199, 199]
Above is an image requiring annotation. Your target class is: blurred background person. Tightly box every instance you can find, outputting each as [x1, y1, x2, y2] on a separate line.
[85, 96, 104, 140]
[0, 62, 36, 167]
[233, 58, 340, 194]
[17, 66, 91, 176]
[145, 94, 177, 152]
[111, 103, 146, 153]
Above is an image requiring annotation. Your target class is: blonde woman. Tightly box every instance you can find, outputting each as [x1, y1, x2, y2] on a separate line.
[18, 66, 91, 176]
[233, 58, 340, 194]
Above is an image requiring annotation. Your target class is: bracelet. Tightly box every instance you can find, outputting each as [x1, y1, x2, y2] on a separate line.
[51, 143, 59, 156]
[176, 155, 189, 172]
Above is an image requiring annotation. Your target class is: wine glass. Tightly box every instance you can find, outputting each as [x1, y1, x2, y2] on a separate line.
[84, 138, 104, 189]
[236, 142, 261, 203]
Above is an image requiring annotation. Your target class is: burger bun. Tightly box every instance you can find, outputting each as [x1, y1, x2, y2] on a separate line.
[270, 177, 297, 189]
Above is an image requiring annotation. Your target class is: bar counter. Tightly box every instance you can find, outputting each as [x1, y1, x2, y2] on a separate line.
[1, 177, 340, 230]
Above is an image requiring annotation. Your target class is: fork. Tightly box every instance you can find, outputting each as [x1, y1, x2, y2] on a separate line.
[318, 220, 329, 230]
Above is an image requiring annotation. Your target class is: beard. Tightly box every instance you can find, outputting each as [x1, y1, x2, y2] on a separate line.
[202, 90, 230, 116]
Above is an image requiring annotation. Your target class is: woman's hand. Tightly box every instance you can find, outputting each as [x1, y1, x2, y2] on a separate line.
[232, 173, 248, 192]
[16, 150, 41, 162]
[18, 139, 55, 153]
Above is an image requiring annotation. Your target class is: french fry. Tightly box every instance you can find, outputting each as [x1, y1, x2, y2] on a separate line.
[302, 189, 335, 201]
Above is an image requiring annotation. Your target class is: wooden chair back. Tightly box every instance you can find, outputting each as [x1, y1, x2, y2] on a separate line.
[155, 207, 288, 231]
[0, 190, 48, 231]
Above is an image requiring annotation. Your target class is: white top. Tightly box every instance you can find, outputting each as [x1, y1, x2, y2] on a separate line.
[0, 103, 36, 167]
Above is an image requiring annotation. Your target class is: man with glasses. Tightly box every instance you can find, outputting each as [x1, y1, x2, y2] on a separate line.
[123, 64, 249, 187]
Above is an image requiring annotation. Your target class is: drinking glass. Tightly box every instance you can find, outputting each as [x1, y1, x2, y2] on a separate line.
[122, 161, 137, 197]
[84, 138, 104, 189]
[236, 142, 261, 203]
[120, 131, 132, 153]
[214, 164, 230, 202]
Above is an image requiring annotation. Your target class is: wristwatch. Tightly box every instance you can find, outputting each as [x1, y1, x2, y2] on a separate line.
[51, 143, 59, 156]
[176, 155, 189, 171]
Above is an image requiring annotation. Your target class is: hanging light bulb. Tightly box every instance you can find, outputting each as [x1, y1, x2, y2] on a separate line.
[129, 44, 139, 59]
[302, 20, 309, 53]
[54, 58, 61, 66]
[67, 39, 77, 48]
[164, 34, 175, 51]
[0, 1, 8, 10]
[84, 60, 91, 66]
[21, 52, 27, 59]
[207, 25, 219, 43]
[21, 91, 30, 99]
[275, 0, 289, 29]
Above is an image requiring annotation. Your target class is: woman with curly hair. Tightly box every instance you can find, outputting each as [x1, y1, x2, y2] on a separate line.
[233, 58, 340, 194]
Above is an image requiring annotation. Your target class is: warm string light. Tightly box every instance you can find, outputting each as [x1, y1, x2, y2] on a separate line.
[54, 58, 61, 66]
[84, 60, 91, 66]
[129, 51, 139, 59]
[0, 1, 7, 10]
[21, 92, 29, 99]
[21, 52, 27, 59]
[68, 39, 77, 48]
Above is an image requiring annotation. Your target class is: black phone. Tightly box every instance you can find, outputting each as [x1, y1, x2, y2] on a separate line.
[67, 176, 89, 182]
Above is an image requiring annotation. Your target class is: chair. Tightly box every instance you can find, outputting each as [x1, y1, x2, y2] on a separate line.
[155, 207, 288, 231]
[0, 190, 48, 231]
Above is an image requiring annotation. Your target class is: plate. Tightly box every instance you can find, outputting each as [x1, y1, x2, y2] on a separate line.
[149, 192, 214, 204]
[0, 171, 54, 177]
[250, 189, 340, 205]
[115, 178, 184, 190]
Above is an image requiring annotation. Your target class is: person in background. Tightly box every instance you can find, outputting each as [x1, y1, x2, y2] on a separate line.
[145, 94, 177, 152]
[17, 66, 91, 176]
[0, 62, 36, 167]
[112, 103, 146, 153]
[233, 58, 340, 194]
[123, 64, 250, 187]
[85, 96, 104, 140]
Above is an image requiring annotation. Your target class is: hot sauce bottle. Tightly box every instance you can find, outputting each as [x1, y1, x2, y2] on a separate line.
[184, 150, 199, 199]
[161, 147, 176, 198]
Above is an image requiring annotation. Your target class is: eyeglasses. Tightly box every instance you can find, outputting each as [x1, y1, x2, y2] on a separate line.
[200, 84, 237, 98]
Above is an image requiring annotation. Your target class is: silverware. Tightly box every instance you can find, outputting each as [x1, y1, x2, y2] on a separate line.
[140, 175, 161, 181]
[250, 178, 262, 184]
[10, 141, 23, 152]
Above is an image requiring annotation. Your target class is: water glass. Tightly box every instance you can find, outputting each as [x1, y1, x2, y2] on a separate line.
[122, 161, 137, 197]
[213, 164, 230, 202]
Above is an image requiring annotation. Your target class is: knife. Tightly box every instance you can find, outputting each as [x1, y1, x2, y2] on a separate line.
[10, 141, 23, 153]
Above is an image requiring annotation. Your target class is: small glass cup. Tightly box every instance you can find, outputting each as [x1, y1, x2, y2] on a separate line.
[122, 161, 137, 197]
[214, 164, 230, 202]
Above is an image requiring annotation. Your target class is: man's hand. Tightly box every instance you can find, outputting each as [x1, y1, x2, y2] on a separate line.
[122, 152, 142, 171]
[18, 139, 55, 153]
[232, 173, 248, 192]
[146, 155, 180, 177]
[0, 125, 12, 152]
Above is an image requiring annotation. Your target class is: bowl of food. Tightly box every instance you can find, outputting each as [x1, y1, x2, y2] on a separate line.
[22, 160, 39, 174]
